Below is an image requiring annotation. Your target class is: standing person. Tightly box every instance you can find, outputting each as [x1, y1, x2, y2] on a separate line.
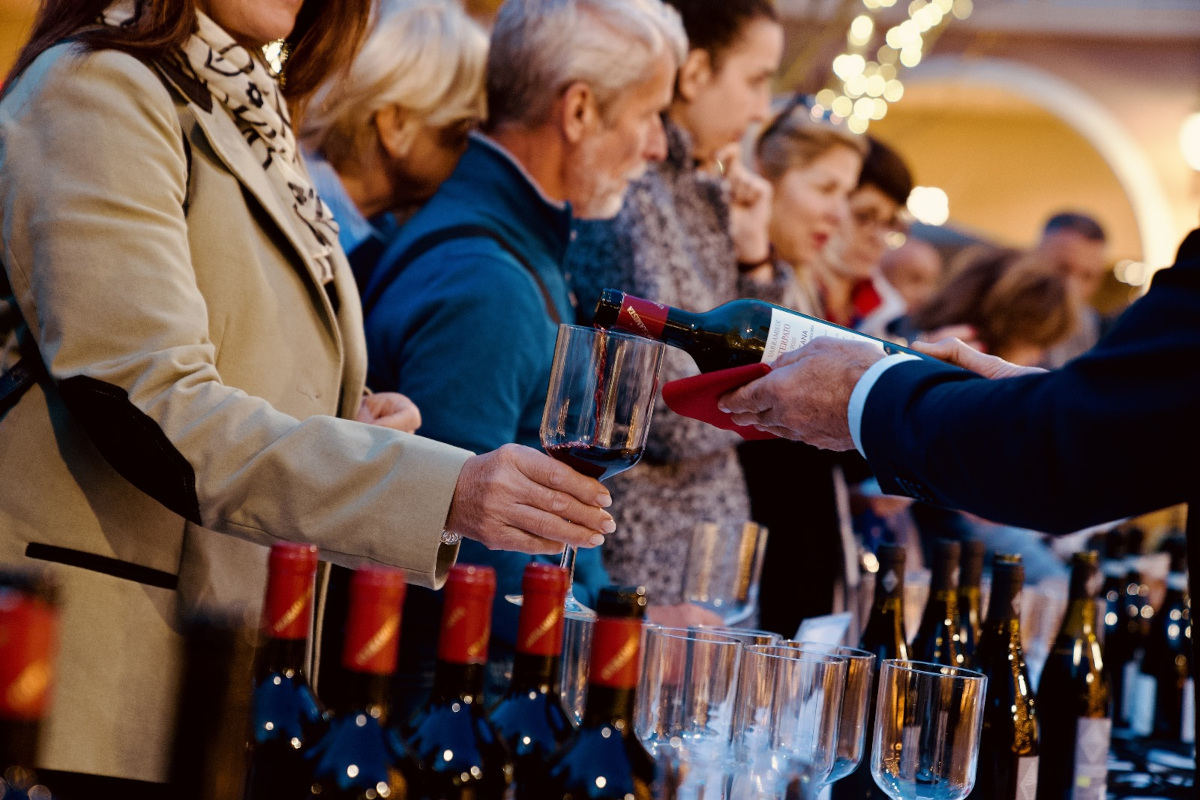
[741, 109, 867, 635]
[355, 0, 687, 714]
[566, 0, 787, 613]
[718, 227, 1200, 731]
[0, 0, 616, 792]
[300, 0, 489, 282]
[1036, 211, 1110, 367]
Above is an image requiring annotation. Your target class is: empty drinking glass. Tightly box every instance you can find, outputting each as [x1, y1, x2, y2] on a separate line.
[684, 521, 770, 626]
[871, 659, 987, 800]
[637, 627, 743, 756]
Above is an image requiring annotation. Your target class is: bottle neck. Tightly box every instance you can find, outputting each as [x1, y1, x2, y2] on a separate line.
[0, 718, 39, 767]
[921, 588, 959, 624]
[582, 686, 636, 729]
[334, 669, 392, 724]
[433, 661, 486, 704]
[596, 291, 699, 347]
[254, 635, 309, 682]
[509, 652, 562, 694]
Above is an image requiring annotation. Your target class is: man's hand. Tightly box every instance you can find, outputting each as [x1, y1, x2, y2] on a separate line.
[357, 391, 422, 433]
[719, 338, 886, 449]
[445, 444, 616, 555]
[912, 338, 1047, 380]
[720, 144, 774, 267]
[646, 603, 725, 628]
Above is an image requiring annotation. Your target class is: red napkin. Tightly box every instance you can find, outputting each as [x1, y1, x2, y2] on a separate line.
[661, 362, 777, 441]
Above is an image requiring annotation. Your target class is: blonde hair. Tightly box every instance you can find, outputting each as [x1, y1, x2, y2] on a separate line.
[755, 112, 867, 183]
[301, 0, 488, 171]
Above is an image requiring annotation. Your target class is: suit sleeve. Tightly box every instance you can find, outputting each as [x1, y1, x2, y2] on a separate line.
[860, 234, 1200, 533]
[0, 47, 470, 587]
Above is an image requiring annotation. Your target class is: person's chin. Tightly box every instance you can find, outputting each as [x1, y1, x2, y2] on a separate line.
[576, 189, 627, 220]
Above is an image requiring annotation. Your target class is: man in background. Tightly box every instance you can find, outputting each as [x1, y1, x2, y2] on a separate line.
[1037, 211, 1109, 367]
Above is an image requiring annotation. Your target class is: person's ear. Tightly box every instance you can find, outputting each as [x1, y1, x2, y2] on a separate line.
[559, 81, 600, 145]
[676, 48, 713, 103]
[375, 104, 420, 161]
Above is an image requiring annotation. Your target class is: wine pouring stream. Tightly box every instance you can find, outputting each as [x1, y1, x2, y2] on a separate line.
[506, 323, 666, 619]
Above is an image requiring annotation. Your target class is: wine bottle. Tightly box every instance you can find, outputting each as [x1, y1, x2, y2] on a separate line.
[306, 566, 410, 799]
[591, 289, 923, 374]
[0, 569, 59, 800]
[245, 542, 324, 800]
[1105, 536, 1153, 728]
[911, 539, 966, 667]
[957, 540, 985, 668]
[1100, 529, 1128, 645]
[969, 555, 1038, 800]
[489, 563, 576, 798]
[545, 585, 656, 800]
[1036, 551, 1110, 800]
[403, 564, 512, 799]
[1130, 534, 1192, 742]
[833, 544, 908, 800]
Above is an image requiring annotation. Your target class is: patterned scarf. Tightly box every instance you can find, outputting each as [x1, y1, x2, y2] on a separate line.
[102, 2, 339, 284]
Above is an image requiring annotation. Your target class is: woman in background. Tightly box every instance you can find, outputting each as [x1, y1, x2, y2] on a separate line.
[301, 0, 488, 286]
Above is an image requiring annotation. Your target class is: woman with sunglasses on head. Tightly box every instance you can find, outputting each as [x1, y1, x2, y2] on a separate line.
[566, 0, 788, 622]
[0, 1, 616, 793]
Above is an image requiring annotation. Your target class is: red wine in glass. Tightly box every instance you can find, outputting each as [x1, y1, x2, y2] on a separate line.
[544, 442, 643, 483]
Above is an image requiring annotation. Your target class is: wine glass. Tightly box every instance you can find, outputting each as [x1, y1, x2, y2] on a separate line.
[507, 324, 665, 619]
[871, 659, 987, 800]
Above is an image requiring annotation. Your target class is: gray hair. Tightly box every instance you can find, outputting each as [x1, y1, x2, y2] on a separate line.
[486, 0, 687, 129]
[301, 0, 488, 170]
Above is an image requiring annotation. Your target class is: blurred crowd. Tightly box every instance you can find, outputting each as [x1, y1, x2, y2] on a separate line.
[0, 0, 1182, 787]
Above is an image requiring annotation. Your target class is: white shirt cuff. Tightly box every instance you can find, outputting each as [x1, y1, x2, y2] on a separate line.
[849, 353, 919, 458]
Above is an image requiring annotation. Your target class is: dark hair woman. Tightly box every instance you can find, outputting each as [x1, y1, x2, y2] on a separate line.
[0, 1, 615, 793]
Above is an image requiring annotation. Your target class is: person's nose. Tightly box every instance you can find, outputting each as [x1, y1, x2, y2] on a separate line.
[644, 115, 668, 163]
[751, 85, 772, 124]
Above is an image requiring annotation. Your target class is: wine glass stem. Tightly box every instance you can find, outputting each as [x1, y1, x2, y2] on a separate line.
[559, 544, 578, 589]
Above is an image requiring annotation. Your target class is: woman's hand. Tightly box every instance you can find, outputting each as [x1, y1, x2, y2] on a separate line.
[912, 338, 1047, 380]
[719, 144, 774, 270]
[357, 391, 422, 433]
[445, 444, 616, 555]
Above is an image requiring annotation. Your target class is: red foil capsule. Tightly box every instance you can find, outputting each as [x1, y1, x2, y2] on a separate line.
[342, 566, 407, 676]
[438, 564, 496, 665]
[589, 618, 642, 690]
[263, 542, 319, 641]
[516, 563, 569, 657]
[0, 590, 59, 720]
[615, 295, 668, 339]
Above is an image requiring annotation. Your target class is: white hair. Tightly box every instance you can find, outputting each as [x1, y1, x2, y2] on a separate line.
[301, 0, 488, 170]
[486, 0, 687, 129]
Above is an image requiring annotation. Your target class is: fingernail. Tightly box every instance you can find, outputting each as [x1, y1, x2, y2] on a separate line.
[597, 493, 612, 508]
[589, 534, 606, 547]
[601, 519, 616, 534]
[717, 403, 730, 413]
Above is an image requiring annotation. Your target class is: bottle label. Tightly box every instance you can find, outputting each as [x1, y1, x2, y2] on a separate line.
[0, 593, 58, 720]
[264, 570, 314, 641]
[1130, 673, 1156, 736]
[517, 591, 564, 657]
[438, 596, 491, 665]
[614, 295, 667, 340]
[1015, 755, 1038, 800]
[590, 618, 642, 689]
[762, 308, 884, 363]
[1183, 678, 1195, 744]
[1120, 657, 1142, 724]
[1071, 717, 1110, 800]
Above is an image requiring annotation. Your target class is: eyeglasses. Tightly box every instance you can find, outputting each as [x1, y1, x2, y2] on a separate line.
[851, 207, 911, 236]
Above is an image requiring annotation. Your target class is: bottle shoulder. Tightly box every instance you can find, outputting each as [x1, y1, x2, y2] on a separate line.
[251, 671, 324, 743]
[489, 690, 576, 753]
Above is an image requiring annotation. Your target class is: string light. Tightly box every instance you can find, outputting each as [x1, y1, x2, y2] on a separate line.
[815, 0, 971, 135]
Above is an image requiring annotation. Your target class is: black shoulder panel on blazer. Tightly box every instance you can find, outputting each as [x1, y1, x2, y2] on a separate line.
[57, 375, 203, 525]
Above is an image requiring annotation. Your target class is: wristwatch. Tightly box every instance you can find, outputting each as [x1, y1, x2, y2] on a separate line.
[439, 529, 462, 546]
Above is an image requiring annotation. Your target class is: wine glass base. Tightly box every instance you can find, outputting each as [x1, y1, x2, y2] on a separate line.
[505, 592, 597, 621]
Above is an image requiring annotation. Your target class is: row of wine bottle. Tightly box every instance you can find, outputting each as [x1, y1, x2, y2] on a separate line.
[834, 537, 1191, 800]
[0, 547, 658, 800]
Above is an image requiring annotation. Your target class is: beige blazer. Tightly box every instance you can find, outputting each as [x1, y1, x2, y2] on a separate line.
[0, 44, 472, 781]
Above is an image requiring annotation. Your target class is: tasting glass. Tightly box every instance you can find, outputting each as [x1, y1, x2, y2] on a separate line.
[636, 627, 744, 756]
[507, 324, 665, 619]
[693, 625, 783, 649]
[773, 642, 877, 786]
[871, 659, 987, 800]
[732, 646, 846, 797]
[683, 521, 771, 626]
[559, 612, 594, 725]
